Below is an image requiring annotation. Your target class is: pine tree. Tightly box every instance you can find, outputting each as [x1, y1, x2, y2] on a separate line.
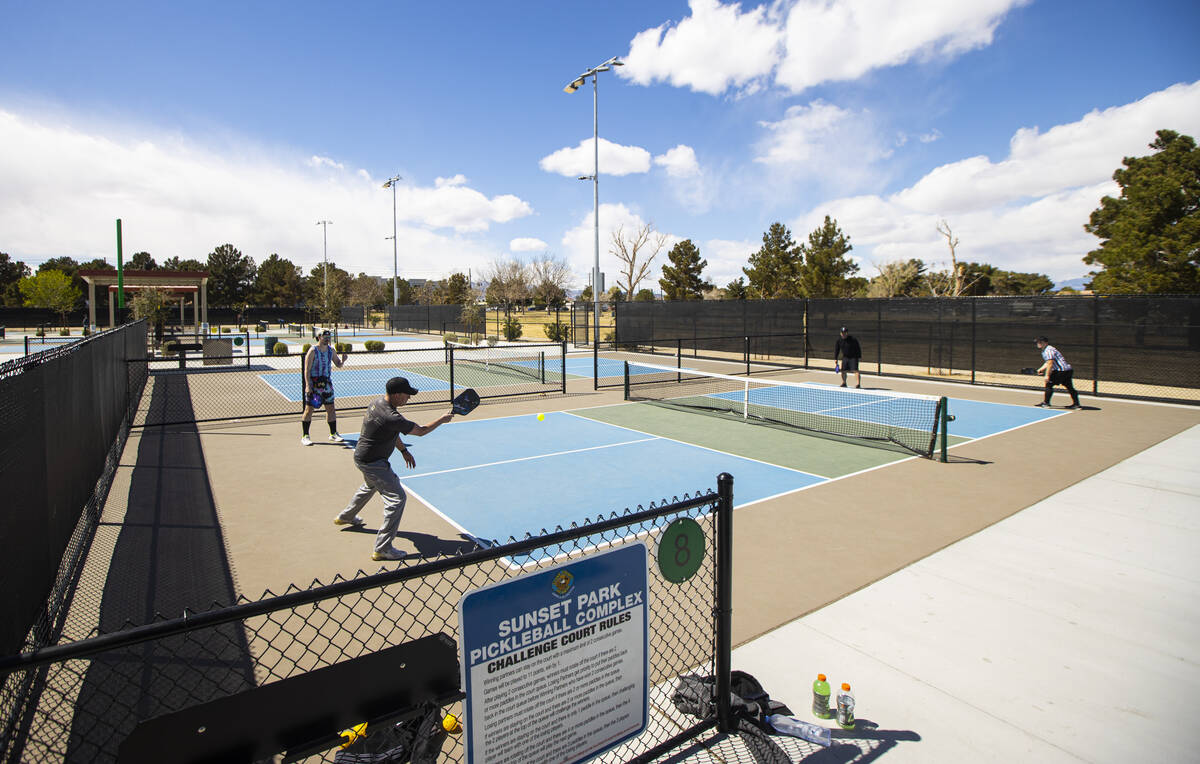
[659, 239, 713, 300]
[796, 216, 857, 297]
[743, 222, 802, 298]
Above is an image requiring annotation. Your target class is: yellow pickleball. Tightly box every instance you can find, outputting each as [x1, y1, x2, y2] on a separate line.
[536, 413, 545, 421]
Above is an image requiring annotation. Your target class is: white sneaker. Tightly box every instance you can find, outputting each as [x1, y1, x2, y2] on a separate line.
[301, 435, 313, 446]
[334, 514, 365, 527]
[371, 547, 408, 562]
[329, 433, 344, 443]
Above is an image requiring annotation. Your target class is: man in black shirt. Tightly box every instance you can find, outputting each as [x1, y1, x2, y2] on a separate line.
[834, 327, 862, 388]
[334, 376, 454, 562]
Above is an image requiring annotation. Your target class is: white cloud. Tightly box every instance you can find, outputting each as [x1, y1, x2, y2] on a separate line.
[654, 145, 700, 177]
[775, 0, 1030, 93]
[0, 109, 533, 278]
[621, 0, 783, 96]
[539, 137, 652, 177]
[787, 81, 1200, 281]
[755, 100, 895, 193]
[702, 238, 759, 286]
[510, 237, 548, 253]
[623, 0, 1028, 97]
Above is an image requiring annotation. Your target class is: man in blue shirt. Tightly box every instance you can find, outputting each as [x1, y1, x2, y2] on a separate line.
[1035, 336, 1082, 409]
[334, 376, 455, 562]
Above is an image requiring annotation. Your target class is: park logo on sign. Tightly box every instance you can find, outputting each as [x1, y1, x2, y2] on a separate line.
[551, 570, 574, 598]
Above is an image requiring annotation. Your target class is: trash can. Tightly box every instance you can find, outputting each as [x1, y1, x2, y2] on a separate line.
[263, 336, 279, 355]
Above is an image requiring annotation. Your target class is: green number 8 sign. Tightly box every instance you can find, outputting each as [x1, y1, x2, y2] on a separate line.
[657, 518, 704, 583]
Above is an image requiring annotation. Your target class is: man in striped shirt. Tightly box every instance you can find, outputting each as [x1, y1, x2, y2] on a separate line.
[301, 329, 349, 445]
[1035, 336, 1081, 409]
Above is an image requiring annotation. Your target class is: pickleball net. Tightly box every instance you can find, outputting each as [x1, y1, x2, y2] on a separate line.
[625, 361, 949, 458]
[445, 341, 546, 383]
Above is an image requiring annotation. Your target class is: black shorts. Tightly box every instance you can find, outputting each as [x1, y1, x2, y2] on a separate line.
[841, 357, 860, 372]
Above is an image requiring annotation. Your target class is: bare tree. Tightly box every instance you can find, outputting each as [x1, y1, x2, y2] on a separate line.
[483, 259, 530, 312]
[610, 223, 667, 301]
[927, 220, 980, 297]
[868, 259, 924, 297]
[528, 255, 573, 308]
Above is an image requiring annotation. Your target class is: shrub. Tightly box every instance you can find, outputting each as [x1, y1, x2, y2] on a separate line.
[443, 333, 458, 345]
[486, 336, 498, 347]
[59, 328, 70, 336]
[470, 332, 483, 345]
[501, 316, 523, 342]
[302, 343, 312, 355]
[545, 321, 572, 343]
[365, 340, 384, 352]
[222, 327, 231, 333]
[336, 342, 351, 354]
[273, 343, 290, 356]
[35, 328, 45, 337]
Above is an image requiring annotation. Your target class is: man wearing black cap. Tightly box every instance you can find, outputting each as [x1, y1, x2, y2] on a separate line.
[834, 327, 862, 388]
[334, 376, 455, 561]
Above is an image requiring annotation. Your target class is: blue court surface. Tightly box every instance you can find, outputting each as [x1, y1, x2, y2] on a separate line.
[340, 395, 1065, 552]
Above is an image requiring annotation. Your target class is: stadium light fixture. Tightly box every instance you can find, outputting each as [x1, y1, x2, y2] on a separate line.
[563, 56, 623, 347]
[382, 175, 402, 307]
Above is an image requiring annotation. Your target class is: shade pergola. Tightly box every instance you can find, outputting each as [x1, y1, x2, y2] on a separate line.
[78, 270, 210, 329]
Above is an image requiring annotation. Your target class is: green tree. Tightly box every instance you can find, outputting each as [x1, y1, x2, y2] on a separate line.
[0, 252, 31, 306]
[20, 270, 81, 326]
[35, 257, 92, 311]
[206, 244, 257, 306]
[723, 276, 748, 300]
[128, 286, 172, 329]
[129, 251, 156, 270]
[304, 262, 351, 310]
[634, 288, 655, 301]
[796, 216, 857, 297]
[253, 254, 303, 306]
[394, 278, 414, 304]
[605, 286, 625, 303]
[441, 272, 472, 305]
[1083, 129, 1200, 293]
[349, 273, 389, 308]
[161, 256, 206, 271]
[579, 285, 594, 302]
[659, 239, 713, 300]
[743, 222, 802, 298]
[460, 302, 485, 336]
[867, 259, 926, 297]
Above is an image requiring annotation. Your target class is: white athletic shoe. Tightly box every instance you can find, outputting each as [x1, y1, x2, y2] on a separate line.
[371, 547, 408, 562]
[329, 433, 344, 443]
[334, 514, 365, 527]
[301, 435, 313, 446]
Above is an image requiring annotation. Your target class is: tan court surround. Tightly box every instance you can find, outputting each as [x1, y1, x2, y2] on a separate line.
[78, 269, 209, 329]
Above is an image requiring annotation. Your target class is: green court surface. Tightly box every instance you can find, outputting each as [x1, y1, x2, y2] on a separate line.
[572, 402, 949, 477]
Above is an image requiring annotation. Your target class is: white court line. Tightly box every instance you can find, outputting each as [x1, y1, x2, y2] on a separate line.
[400, 437, 659, 480]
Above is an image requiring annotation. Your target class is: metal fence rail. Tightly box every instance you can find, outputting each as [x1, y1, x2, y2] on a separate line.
[0, 476, 737, 764]
[128, 342, 568, 428]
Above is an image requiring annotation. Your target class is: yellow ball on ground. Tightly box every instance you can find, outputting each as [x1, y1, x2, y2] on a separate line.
[443, 714, 462, 734]
[536, 413, 545, 421]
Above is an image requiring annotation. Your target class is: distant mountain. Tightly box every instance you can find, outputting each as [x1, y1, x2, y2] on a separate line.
[1054, 277, 1089, 291]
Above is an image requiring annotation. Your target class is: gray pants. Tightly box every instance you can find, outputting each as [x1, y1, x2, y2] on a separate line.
[339, 458, 407, 554]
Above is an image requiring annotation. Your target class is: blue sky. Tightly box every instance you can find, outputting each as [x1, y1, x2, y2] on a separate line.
[2, 0, 1198, 290]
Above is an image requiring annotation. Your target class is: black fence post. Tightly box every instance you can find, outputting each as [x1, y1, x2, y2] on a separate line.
[877, 303, 882, 377]
[562, 341, 567, 395]
[970, 299, 976, 384]
[1093, 295, 1100, 395]
[715, 472, 735, 734]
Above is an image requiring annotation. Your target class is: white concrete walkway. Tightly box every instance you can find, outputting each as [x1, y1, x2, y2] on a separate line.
[732, 424, 1200, 763]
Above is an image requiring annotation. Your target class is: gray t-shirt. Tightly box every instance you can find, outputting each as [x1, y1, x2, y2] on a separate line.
[354, 397, 415, 463]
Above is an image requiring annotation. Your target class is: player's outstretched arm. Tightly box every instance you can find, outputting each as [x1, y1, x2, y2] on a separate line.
[409, 410, 454, 437]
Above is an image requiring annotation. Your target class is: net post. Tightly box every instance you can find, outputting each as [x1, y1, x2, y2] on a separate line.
[744, 336, 750, 375]
[562, 340, 567, 395]
[715, 472, 735, 734]
[448, 344, 455, 399]
[742, 380, 749, 419]
[24, 335, 29, 356]
[539, 350, 546, 385]
[593, 327, 599, 391]
[939, 397, 949, 462]
[623, 360, 630, 400]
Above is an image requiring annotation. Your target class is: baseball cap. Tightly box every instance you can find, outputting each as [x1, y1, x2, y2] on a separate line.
[386, 376, 419, 395]
[840, 326, 847, 332]
[1035, 336, 1049, 343]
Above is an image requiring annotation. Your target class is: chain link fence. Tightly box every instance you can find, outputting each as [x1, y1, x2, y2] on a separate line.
[0, 475, 746, 763]
[128, 342, 568, 428]
[617, 295, 1200, 403]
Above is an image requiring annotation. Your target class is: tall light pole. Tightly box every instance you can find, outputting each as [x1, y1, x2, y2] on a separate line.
[316, 220, 332, 310]
[382, 175, 402, 307]
[564, 55, 623, 346]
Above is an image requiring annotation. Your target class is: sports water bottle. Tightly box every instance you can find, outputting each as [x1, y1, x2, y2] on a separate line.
[836, 683, 855, 729]
[766, 714, 832, 747]
[812, 673, 833, 719]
